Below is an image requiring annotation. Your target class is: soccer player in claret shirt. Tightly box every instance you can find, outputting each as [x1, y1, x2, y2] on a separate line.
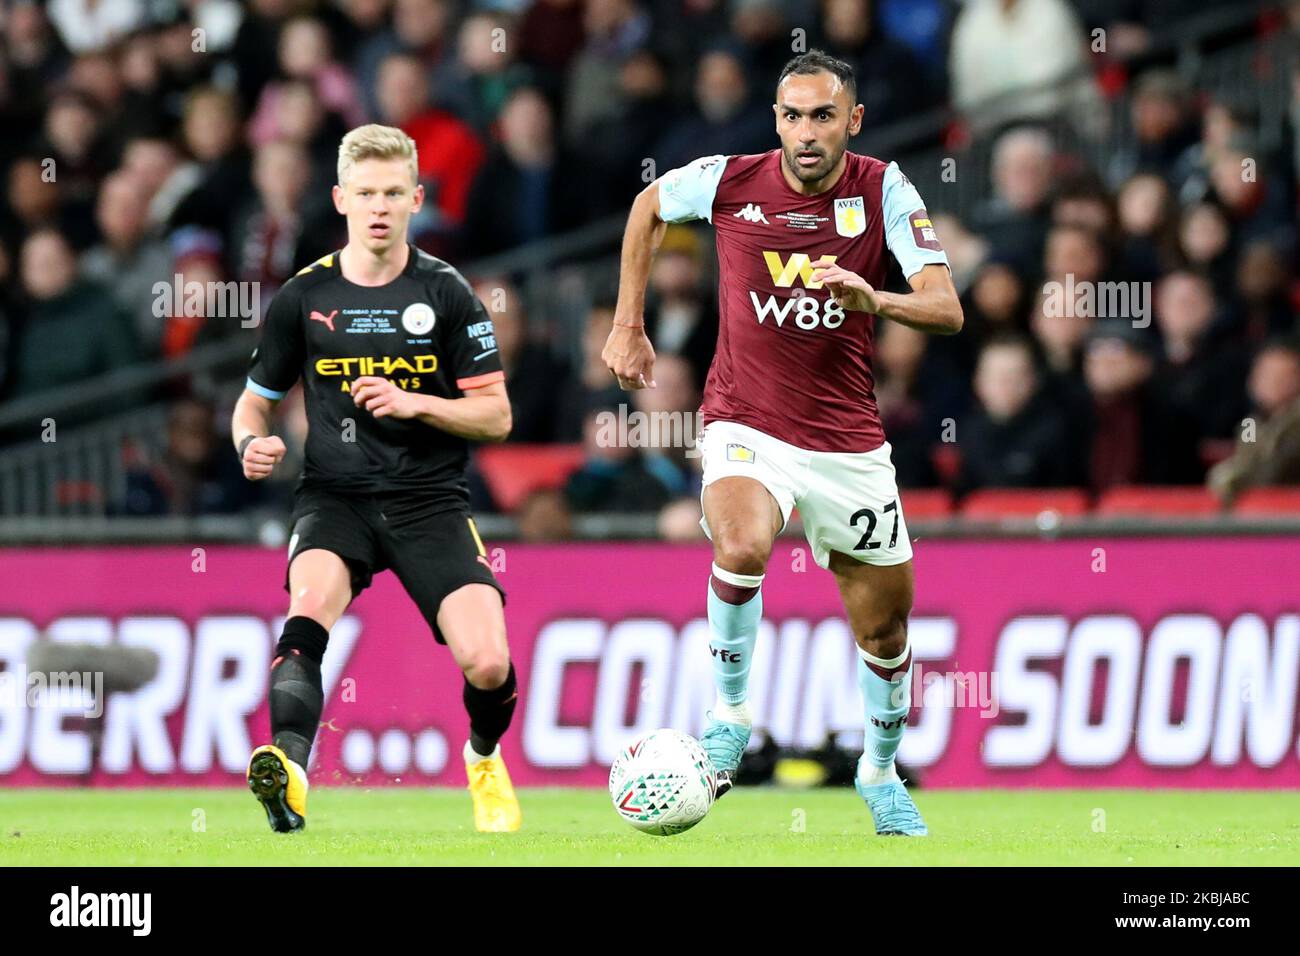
[603, 51, 963, 835]
[232, 125, 521, 833]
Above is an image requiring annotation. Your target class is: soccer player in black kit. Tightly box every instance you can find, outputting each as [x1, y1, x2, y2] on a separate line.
[232, 125, 521, 833]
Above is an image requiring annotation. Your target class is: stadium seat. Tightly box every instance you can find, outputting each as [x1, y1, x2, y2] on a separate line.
[958, 489, 1090, 519]
[475, 444, 585, 512]
[901, 489, 953, 519]
[1095, 486, 1222, 516]
[1232, 487, 1300, 516]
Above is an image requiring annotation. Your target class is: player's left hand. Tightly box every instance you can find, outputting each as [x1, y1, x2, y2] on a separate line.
[350, 376, 421, 419]
[811, 257, 880, 313]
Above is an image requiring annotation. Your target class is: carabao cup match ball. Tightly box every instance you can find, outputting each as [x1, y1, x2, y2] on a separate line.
[608, 728, 718, 836]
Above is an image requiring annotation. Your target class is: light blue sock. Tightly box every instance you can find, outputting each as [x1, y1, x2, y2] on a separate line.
[857, 641, 912, 783]
[706, 562, 763, 709]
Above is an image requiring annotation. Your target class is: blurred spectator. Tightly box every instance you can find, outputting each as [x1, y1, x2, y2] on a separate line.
[875, 322, 941, 488]
[229, 139, 339, 298]
[1209, 339, 1300, 502]
[580, 46, 682, 217]
[1107, 70, 1199, 188]
[950, 0, 1095, 133]
[557, 302, 626, 439]
[169, 86, 252, 240]
[46, 0, 144, 53]
[963, 258, 1029, 346]
[4, 5, 70, 151]
[518, 0, 587, 94]
[969, 126, 1054, 273]
[564, 404, 675, 513]
[10, 229, 139, 399]
[376, 52, 485, 239]
[644, 227, 716, 390]
[231, 0, 298, 111]
[249, 16, 367, 147]
[564, 0, 651, 143]
[1151, 270, 1249, 441]
[119, 396, 251, 515]
[460, 87, 584, 258]
[158, 232, 227, 360]
[35, 90, 103, 248]
[437, 12, 534, 135]
[821, 0, 939, 142]
[516, 488, 573, 541]
[354, 0, 456, 121]
[1207, 146, 1296, 253]
[4, 156, 67, 253]
[471, 276, 575, 442]
[658, 496, 706, 541]
[728, 0, 796, 88]
[654, 47, 773, 172]
[957, 335, 1070, 491]
[81, 170, 173, 356]
[1230, 241, 1295, 344]
[1176, 200, 1234, 294]
[629, 352, 700, 497]
[255, 79, 349, 199]
[120, 136, 198, 230]
[1083, 320, 1200, 491]
[1043, 223, 1108, 287]
[1115, 172, 1177, 283]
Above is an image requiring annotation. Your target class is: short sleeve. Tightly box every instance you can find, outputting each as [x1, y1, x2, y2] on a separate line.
[246, 284, 305, 399]
[658, 155, 728, 224]
[881, 161, 949, 281]
[440, 274, 505, 392]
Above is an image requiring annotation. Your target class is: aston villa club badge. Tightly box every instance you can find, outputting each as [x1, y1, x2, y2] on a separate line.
[834, 196, 865, 237]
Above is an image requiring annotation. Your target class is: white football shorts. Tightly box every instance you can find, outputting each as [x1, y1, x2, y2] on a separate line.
[697, 419, 913, 569]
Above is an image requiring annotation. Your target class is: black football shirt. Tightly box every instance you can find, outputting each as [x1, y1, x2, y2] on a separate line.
[246, 245, 504, 500]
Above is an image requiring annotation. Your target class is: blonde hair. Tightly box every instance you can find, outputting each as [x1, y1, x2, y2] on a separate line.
[337, 124, 419, 186]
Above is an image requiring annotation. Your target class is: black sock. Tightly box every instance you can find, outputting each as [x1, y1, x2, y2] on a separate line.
[269, 616, 328, 768]
[464, 664, 517, 757]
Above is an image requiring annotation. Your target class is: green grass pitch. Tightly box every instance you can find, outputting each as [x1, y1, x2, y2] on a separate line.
[1, 788, 1297, 866]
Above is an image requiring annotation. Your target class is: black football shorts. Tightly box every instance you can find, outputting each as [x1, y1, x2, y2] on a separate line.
[284, 485, 505, 644]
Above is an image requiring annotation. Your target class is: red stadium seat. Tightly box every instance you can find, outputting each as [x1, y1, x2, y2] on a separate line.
[900, 488, 953, 519]
[1232, 487, 1300, 516]
[475, 444, 586, 512]
[959, 488, 1090, 519]
[1095, 486, 1222, 516]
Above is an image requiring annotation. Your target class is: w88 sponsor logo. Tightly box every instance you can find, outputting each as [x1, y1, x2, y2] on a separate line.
[749, 291, 846, 330]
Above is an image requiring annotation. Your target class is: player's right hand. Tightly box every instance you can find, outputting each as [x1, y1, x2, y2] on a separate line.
[241, 435, 286, 481]
[602, 322, 657, 390]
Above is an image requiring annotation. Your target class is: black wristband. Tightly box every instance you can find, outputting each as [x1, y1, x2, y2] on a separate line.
[237, 434, 257, 462]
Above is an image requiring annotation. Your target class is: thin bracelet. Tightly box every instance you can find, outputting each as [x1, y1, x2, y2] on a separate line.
[237, 434, 257, 461]
[613, 321, 645, 329]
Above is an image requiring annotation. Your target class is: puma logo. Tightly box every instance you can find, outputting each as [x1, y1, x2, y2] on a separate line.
[309, 309, 338, 331]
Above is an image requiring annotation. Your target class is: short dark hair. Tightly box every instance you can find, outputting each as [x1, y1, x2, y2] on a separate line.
[776, 50, 857, 103]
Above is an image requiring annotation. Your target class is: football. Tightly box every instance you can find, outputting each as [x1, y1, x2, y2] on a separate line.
[608, 729, 718, 836]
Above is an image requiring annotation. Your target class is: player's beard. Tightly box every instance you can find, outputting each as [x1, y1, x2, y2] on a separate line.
[783, 137, 847, 186]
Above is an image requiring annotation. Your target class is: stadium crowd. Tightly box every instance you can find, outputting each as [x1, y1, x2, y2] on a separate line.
[0, 0, 1297, 530]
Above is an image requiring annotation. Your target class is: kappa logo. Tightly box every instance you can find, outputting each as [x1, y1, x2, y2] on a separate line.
[734, 203, 770, 224]
[309, 309, 338, 331]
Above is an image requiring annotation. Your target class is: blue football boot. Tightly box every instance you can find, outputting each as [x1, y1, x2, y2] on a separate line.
[700, 714, 751, 799]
